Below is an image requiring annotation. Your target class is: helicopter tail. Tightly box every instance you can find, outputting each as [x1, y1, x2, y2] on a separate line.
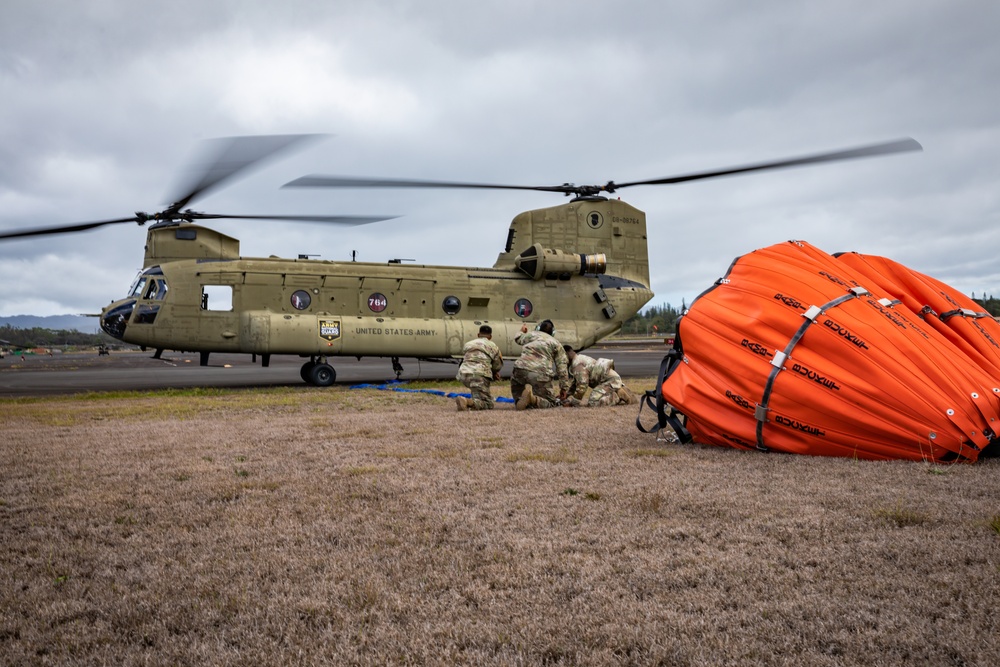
[492, 198, 650, 288]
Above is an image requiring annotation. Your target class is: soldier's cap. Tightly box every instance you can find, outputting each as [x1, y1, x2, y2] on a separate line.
[479, 325, 492, 335]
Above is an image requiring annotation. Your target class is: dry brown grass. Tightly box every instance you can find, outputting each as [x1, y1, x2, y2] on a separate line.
[2, 380, 999, 666]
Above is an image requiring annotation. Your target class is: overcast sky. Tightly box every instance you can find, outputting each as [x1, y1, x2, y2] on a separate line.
[1, 1, 997, 318]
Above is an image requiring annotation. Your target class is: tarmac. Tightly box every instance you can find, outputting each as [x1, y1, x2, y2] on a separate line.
[0, 343, 670, 397]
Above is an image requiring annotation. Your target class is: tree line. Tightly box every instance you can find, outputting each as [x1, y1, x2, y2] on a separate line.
[0, 325, 120, 349]
[621, 301, 684, 337]
[621, 293, 1000, 338]
[971, 294, 1000, 317]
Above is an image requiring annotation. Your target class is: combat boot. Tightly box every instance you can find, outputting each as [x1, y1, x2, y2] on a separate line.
[616, 388, 636, 405]
[516, 385, 534, 410]
[455, 396, 470, 411]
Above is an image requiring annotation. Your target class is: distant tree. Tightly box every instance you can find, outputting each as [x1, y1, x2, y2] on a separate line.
[621, 302, 684, 336]
[970, 293, 1000, 317]
[0, 325, 121, 349]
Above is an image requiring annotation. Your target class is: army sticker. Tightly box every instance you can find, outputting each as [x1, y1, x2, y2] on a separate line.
[319, 319, 341, 341]
[514, 298, 533, 318]
[587, 211, 604, 229]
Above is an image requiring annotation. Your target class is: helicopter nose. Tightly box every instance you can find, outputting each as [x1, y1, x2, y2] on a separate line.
[100, 299, 136, 340]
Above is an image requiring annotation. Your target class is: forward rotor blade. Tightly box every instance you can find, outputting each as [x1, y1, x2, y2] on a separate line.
[0, 216, 141, 240]
[188, 213, 397, 225]
[612, 138, 923, 190]
[284, 175, 573, 194]
[167, 134, 326, 211]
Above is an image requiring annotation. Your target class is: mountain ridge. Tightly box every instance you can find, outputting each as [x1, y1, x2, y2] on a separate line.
[0, 315, 101, 333]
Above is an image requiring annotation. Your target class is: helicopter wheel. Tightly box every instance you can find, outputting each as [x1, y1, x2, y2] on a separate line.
[309, 362, 337, 387]
[300, 360, 316, 383]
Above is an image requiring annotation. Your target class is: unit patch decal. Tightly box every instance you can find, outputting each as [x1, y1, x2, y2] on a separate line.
[319, 319, 342, 341]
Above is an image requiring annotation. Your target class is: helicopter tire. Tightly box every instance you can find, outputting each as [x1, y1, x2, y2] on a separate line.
[309, 362, 336, 387]
[300, 361, 316, 383]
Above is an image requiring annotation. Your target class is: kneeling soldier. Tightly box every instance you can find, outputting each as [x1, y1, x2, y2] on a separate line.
[564, 345, 635, 407]
[456, 325, 503, 410]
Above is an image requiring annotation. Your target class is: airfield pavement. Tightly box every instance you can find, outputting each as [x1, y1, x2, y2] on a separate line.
[0, 343, 669, 397]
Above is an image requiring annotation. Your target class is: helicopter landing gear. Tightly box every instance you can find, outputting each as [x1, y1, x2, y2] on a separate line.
[391, 356, 404, 379]
[300, 358, 336, 386]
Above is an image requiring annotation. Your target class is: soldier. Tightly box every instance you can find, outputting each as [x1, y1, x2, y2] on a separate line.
[511, 319, 570, 410]
[455, 324, 503, 411]
[563, 345, 635, 407]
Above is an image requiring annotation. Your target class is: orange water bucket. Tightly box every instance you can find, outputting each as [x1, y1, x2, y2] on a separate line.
[640, 241, 1000, 462]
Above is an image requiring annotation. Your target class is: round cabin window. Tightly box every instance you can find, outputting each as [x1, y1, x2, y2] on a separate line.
[514, 298, 533, 318]
[368, 293, 388, 313]
[290, 290, 311, 310]
[442, 295, 461, 315]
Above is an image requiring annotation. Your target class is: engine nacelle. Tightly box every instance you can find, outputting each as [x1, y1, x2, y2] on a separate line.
[514, 243, 607, 281]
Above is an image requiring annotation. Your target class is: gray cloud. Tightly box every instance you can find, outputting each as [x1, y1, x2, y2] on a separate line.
[1, 1, 997, 315]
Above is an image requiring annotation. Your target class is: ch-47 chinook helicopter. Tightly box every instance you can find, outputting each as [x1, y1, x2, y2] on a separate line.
[0, 135, 921, 386]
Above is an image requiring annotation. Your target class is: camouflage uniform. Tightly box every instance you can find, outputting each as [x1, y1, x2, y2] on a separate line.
[566, 353, 629, 407]
[456, 336, 503, 410]
[511, 330, 570, 409]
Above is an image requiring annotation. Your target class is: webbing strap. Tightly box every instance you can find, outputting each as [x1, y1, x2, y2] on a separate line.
[754, 286, 869, 450]
[940, 308, 992, 321]
[636, 348, 691, 443]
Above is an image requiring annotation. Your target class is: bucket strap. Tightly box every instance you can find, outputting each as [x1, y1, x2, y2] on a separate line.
[636, 347, 691, 442]
[754, 285, 869, 450]
[939, 307, 992, 321]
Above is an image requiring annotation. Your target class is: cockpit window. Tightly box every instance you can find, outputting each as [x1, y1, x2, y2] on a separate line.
[127, 266, 164, 297]
[130, 276, 168, 300]
[142, 278, 168, 300]
[129, 277, 148, 299]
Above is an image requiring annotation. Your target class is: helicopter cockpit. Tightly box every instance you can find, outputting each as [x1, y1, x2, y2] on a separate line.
[128, 267, 168, 301]
[100, 267, 169, 338]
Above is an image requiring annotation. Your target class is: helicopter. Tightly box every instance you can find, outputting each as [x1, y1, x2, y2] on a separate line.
[0, 135, 921, 386]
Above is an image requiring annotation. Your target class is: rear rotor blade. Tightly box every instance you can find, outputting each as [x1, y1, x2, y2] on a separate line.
[611, 138, 923, 190]
[284, 175, 573, 194]
[284, 138, 921, 198]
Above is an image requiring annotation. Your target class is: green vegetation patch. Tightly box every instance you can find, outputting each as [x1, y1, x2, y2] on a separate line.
[873, 502, 931, 528]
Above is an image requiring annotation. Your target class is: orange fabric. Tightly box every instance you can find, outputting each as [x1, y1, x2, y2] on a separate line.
[835, 251, 1000, 378]
[661, 241, 999, 462]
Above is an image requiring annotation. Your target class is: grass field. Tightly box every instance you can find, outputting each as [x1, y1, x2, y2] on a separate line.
[2, 381, 999, 665]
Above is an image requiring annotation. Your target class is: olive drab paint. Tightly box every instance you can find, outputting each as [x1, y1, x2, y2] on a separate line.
[99, 197, 654, 384]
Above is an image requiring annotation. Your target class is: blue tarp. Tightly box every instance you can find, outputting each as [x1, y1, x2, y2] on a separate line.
[349, 379, 515, 404]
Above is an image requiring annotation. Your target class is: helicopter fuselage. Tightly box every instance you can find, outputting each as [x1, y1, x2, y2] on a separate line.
[100, 197, 654, 384]
[102, 256, 651, 357]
